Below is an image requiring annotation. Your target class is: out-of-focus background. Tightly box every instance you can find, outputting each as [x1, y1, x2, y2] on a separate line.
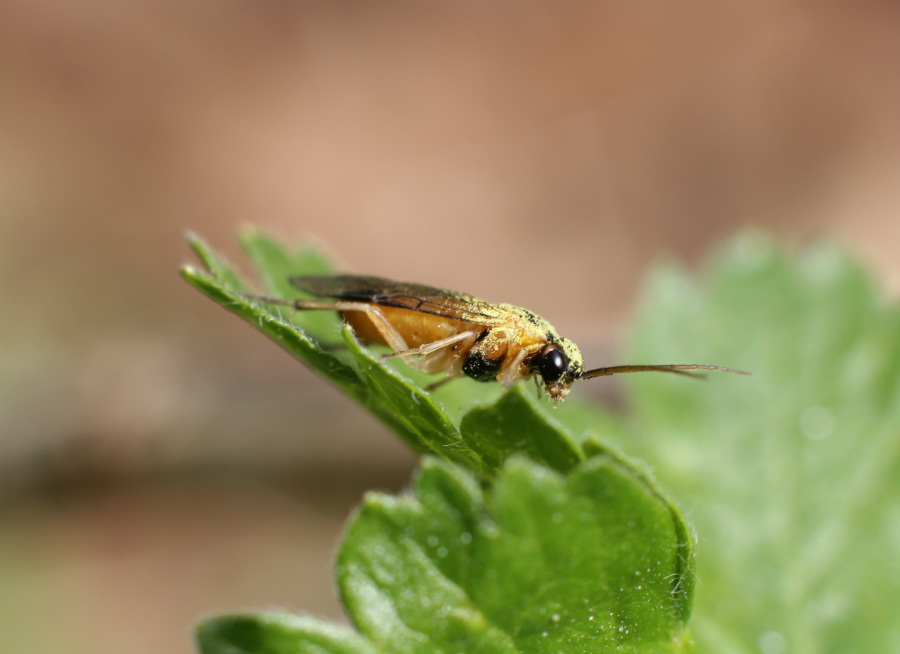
[1, 3, 897, 652]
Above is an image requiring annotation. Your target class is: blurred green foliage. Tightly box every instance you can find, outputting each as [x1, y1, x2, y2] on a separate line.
[620, 232, 900, 653]
[183, 229, 899, 653]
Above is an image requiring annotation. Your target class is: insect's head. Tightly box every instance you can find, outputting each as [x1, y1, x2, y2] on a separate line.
[535, 337, 584, 403]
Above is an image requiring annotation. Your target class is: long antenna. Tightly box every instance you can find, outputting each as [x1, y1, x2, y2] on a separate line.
[579, 364, 751, 380]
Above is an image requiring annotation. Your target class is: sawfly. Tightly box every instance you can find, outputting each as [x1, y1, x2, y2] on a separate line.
[245, 275, 748, 403]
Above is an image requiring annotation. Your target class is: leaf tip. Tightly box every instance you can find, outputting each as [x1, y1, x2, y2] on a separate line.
[180, 264, 213, 289]
[195, 614, 256, 654]
[184, 230, 211, 256]
[236, 223, 264, 247]
[418, 456, 445, 474]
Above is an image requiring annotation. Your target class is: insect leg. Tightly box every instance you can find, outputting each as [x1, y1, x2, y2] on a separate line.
[319, 301, 412, 352]
[382, 331, 479, 361]
[498, 348, 530, 388]
[425, 376, 456, 392]
[240, 293, 411, 352]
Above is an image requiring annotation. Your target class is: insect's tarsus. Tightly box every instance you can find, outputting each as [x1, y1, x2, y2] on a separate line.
[236, 291, 297, 307]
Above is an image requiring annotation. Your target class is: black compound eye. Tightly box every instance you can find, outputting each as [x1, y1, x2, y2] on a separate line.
[538, 344, 567, 384]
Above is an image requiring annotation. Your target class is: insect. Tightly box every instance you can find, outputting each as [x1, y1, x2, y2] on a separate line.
[245, 275, 748, 403]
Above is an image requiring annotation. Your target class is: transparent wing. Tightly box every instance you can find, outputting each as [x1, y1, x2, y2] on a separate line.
[289, 275, 506, 324]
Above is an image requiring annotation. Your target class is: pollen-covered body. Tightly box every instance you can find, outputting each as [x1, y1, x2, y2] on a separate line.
[279, 275, 585, 398]
[344, 302, 565, 383]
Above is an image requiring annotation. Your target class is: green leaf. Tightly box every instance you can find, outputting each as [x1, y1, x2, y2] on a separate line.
[181, 253, 364, 396]
[459, 387, 583, 473]
[239, 228, 344, 347]
[619, 231, 900, 653]
[197, 613, 377, 654]
[198, 458, 694, 654]
[181, 231, 602, 477]
[184, 231, 699, 653]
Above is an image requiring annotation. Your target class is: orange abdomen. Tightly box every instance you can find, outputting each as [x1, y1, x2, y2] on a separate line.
[343, 306, 475, 349]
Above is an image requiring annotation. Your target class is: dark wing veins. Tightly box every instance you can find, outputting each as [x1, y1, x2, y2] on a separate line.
[289, 275, 503, 324]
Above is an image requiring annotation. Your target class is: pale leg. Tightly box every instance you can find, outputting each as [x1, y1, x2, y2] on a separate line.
[241, 294, 411, 352]
[381, 331, 478, 361]
[499, 348, 530, 388]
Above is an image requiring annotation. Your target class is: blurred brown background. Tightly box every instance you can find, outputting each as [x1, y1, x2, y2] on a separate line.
[1, 3, 898, 652]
